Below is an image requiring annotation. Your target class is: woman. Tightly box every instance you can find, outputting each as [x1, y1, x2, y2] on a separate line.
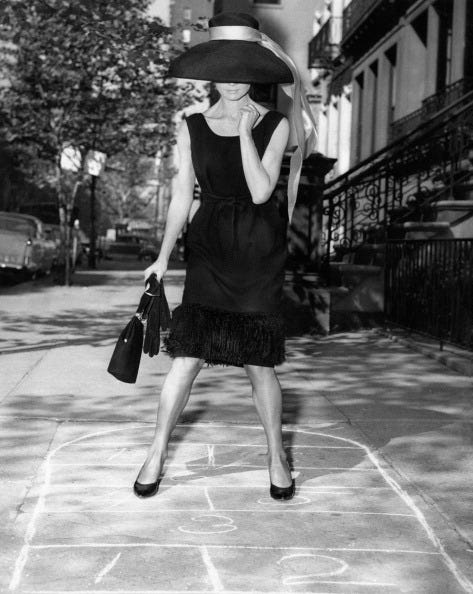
[134, 12, 317, 501]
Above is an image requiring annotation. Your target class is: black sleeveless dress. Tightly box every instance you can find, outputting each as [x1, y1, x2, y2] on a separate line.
[164, 110, 288, 367]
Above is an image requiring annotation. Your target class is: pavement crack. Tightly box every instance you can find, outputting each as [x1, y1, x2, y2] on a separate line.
[0, 348, 51, 405]
[301, 378, 353, 426]
[14, 420, 64, 521]
[349, 418, 473, 557]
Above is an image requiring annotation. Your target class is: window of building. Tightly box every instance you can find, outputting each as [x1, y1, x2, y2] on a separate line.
[369, 60, 378, 153]
[354, 72, 364, 163]
[435, 0, 453, 91]
[183, 7, 192, 21]
[385, 45, 397, 131]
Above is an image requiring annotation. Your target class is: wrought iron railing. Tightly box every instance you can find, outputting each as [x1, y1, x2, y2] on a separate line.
[341, 0, 417, 59]
[391, 78, 473, 140]
[389, 107, 424, 142]
[342, 0, 381, 39]
[423, 78, 473, 116]
[309, 17, 343, 69]
[322, 89, 473, 264]
[385, 239, 473, 351]
[342, 0, 416, 45]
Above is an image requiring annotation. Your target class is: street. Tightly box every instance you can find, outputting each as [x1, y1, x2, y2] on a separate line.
[1, 270, 473, 593]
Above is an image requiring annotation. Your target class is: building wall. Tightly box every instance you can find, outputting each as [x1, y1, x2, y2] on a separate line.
[148, 0, 172, 24]
[149, 0, 215, 45]
[252, 1, 322, 91]
[310, 0, 351, 176]
[171, 0, 215, 46]
[321, 0, 471, 169]
[148, 0, 215, 238]
[253, 0, 324, 147]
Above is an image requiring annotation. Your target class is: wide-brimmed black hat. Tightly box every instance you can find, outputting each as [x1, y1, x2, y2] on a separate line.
[168, 12, 293, 84]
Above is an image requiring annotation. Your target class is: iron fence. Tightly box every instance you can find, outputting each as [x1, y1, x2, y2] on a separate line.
[385, 239, 473, 351]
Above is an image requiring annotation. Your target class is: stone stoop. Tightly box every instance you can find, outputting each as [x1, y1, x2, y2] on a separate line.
[282, 271, 330, 336]
[281, 194, 473, 335]
[327, 262, 385, 331]
[399, 221, 452, 240]
[389, 199, 473, 240]
[435, 200, 473, 237]
[282, 265, 386, 335]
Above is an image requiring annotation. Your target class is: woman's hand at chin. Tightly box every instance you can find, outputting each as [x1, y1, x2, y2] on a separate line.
[238, 102, 260, 136]
[144, 257, 168, 283]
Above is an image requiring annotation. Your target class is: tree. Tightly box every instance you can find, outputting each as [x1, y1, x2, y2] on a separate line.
[0, 0, 201, 283]
[98, 151, 159, 223]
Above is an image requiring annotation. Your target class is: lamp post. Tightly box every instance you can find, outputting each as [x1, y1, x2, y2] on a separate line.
[59, 144, 82, 285]
[84, 150, 107, 269]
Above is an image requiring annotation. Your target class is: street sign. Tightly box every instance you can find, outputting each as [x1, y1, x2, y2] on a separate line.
[84, 150, 107, 176]
[60, 145, 82, 172]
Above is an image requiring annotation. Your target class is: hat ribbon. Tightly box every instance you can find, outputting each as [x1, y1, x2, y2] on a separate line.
[209, 25, 318, 222]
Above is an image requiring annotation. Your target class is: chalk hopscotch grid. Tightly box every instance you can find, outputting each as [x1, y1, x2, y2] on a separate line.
[9, 424, 473, 593]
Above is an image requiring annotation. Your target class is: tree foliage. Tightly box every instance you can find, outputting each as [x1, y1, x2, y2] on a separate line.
[0, 0, 198, 168]
[0, 0, 201, 281]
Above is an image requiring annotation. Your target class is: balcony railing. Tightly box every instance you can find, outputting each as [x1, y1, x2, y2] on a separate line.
[390, 78, 473, 140]
[342, 0, 381, 39]
[423, 77, 473, 116]
[308, 17, 342, 69]
[342, 0, 417, 53]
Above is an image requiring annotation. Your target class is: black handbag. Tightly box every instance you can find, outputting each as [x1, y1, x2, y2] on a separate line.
[107, 274, 171, 384]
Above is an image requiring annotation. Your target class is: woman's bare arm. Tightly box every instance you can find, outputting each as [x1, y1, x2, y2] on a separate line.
[144, 120, 195, 280]
[239, 110, 290, 205]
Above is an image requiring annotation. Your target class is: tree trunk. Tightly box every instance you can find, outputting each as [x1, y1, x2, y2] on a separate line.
[55, 163, 69, 285]
[88, 174, 97, 269]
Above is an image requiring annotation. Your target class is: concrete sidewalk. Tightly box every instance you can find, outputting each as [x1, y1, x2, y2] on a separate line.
[1, 269, 472, 593]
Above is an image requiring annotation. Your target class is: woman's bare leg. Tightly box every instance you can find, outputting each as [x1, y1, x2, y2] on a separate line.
[244, 364, 292, 488]
[136, 356, 204, 484]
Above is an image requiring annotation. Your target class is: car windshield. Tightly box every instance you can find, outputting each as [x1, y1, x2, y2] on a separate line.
[0, 216, 36, 236]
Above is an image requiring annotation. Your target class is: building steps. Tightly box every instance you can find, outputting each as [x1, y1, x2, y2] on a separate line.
[387, 221, 450, 240]
[320, 171, 473, 331]
[435, 200, 473, 237]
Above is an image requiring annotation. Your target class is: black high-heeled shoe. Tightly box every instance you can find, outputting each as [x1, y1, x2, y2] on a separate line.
[270, 478, 295, 501]
[133, 477, 161, 498]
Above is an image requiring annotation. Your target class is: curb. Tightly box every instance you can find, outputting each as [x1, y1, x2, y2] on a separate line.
[378, 328, 473, 377]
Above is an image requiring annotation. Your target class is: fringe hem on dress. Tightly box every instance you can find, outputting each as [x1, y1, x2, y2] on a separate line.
[163, 303, 285, 367]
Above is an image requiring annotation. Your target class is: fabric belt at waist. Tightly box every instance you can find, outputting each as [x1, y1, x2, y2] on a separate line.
[201, 192, 251, 204]
[200, 193, 252, 251]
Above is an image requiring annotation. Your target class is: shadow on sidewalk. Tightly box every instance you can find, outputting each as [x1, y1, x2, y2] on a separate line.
[0, 305, 134, 354]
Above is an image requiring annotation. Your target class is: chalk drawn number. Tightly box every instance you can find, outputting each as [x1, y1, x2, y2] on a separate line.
[178, 514, 237, 534]
[278, 553, 348, 585]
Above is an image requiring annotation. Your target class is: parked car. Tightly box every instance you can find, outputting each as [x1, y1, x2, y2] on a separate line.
[0, 211, 57, 276]
[80, 234, 109, 263]
[138, 238, 159, 261]
[108, 234, 146, 258]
